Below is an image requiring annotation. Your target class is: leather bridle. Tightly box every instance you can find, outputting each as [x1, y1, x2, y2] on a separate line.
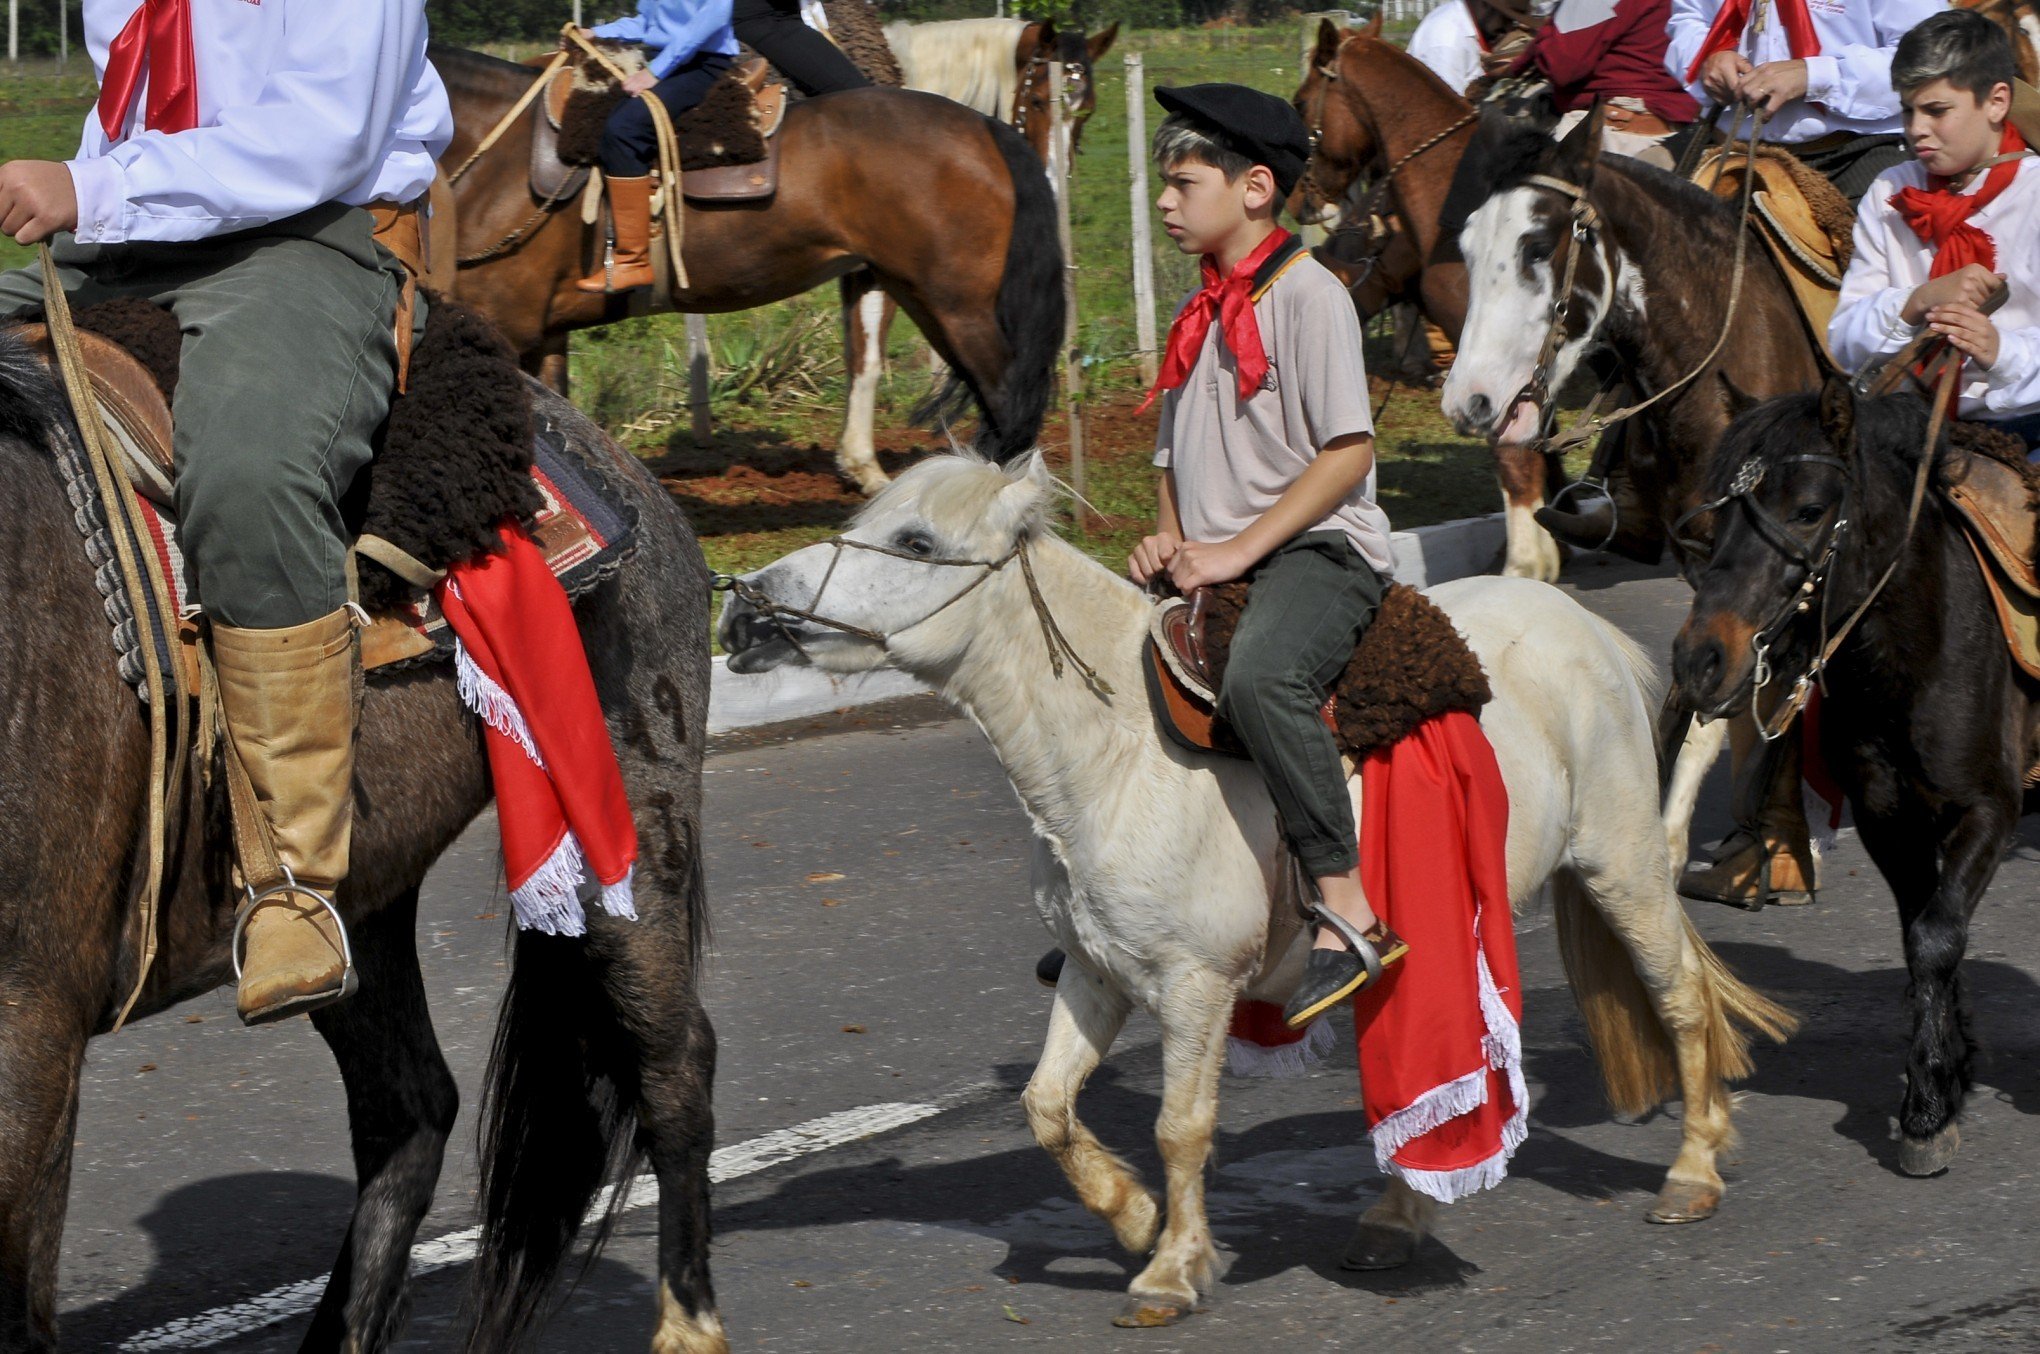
[714, 532, 1112, 695]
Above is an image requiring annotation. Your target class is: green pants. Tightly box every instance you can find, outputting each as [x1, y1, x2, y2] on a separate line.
[1217, 530, 1386, 878]
[0, 204, 405, 629]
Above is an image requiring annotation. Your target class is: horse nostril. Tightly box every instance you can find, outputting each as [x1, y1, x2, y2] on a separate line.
[1460, 393, 1493, 434]
[1672, 631, 1724, 699]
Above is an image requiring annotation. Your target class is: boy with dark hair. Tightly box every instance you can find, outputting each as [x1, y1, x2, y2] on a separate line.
[1830, 7, 2040, 437]
[1133, 84, 1404, 1027]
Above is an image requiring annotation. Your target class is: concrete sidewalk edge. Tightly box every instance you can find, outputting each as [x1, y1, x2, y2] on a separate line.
[708, 512, 1510, 735]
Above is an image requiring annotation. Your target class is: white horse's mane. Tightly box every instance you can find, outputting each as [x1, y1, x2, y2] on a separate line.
[883, 17, 1029, 121]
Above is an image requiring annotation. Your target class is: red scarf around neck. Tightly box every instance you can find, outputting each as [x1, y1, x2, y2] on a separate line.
[1684, 0, 1821, 85]
[98, 0, 198, 141]
[1891, 124, 2030, 277]
[1138, 227, 1293, 413]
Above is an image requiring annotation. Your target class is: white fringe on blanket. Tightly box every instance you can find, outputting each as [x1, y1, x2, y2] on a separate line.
[1225, 1015, 1336, 1079]
[454, 639, 638, 934]
[1367, 909, 1527, 1205]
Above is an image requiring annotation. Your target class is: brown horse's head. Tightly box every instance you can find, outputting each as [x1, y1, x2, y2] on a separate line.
[1014, 20, 1119, 163]
[1671, 378, 1868, 721]
[1953, 0, 2040, 83]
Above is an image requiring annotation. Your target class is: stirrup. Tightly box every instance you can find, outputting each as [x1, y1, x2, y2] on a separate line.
[1305, 901, 1385, 990]
[230, 865, 357, 985]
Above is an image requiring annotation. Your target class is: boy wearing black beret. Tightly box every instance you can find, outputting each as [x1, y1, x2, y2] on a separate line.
[1132, 84, 1404, 1026]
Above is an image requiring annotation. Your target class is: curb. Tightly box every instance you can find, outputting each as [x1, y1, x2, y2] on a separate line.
[708, 512, 1508, 735]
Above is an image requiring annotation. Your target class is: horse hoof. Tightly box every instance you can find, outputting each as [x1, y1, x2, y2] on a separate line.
[1340, 1220, 1418, 1270]
[1646, 1178, 1721, 1224]
[1900, 1122, 1961, 1177]
[1112, 1296, 1193, 1328]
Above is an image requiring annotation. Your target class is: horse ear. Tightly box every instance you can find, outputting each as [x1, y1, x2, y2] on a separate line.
[1554, 102, 1605, 179]
[1035, 18, 1057, 51]
[1088, 22, 1119, 61]
[1363, 9, 1383, 38]
[1818, 374, 1856, 452]
[1720, 373, 1761, 422]
[1313, 18, 1344, 68]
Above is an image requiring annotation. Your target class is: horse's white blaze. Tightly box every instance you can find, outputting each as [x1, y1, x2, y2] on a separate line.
[1442, 187, 1612, 442]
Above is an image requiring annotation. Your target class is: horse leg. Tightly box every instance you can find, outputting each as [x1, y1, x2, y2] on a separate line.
[1341, 1177, 1438, 1270]
[1885, 804, 2008, 1175]
[836, 271, 893, 495]
[525, 333, 571, 397]
[297, 888, 458, 1354]
[1662, 713, 1728, 872]
[1495, 438, 1563, 581]
[0, 988, 86, 1353]
[1020, 965, 1155, 1252]
[1114, 971, 1234, 1328]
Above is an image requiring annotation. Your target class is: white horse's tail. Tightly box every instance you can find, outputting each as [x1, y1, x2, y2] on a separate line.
[883, 17, 1029, 120]
[1551, 873, 1798, 1122]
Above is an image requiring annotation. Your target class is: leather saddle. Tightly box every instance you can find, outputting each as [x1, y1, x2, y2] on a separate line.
[527, 54, 788, 206]
[1688, 146, 1854, 363]
[1940, 433, 2040, 681]
[1145, 589, 1337, 757]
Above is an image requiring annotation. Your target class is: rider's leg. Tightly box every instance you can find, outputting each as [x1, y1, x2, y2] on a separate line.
[1679, 713, 1818, 909]
[732, 0, 873, 97]
[1210, 532, 1396, 1025]
[578, 53, 733, 294]
[159, 206, 405, 1023]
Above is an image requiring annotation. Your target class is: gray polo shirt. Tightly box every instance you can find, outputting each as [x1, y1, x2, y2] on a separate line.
[1153, 252, 1392, 577]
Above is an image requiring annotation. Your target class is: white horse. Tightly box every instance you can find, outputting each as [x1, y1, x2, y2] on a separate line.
[718, 452, 1792, 1326]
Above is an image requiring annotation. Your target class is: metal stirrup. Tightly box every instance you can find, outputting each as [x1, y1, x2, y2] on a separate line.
[230, 865, 358, 983]
[1306, 901, 1384, 989]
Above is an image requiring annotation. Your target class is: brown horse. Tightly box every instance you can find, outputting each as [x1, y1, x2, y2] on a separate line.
[1957, 0, 2040, 82]
[1290, 17, 1570, 580]
[0, 339, 722, 1353]
[436, 46, 1063, 495]
[843, 19, 1118, 493]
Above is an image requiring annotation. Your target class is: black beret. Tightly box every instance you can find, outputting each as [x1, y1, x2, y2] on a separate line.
[1154, 82, 1311, 198]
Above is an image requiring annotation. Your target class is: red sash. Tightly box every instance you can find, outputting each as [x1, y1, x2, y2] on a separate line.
[1684, 0, 1820, 85]
[1890, 125, 2030, 278]
[1139, 228, 1294, 413]
[98, 0, 199, 141]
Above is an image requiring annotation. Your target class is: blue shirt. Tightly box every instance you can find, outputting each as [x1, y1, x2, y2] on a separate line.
[591, 0, 739, 79]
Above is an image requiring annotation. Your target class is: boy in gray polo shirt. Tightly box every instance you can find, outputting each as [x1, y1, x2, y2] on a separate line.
[1132, 84, 1402, 1028]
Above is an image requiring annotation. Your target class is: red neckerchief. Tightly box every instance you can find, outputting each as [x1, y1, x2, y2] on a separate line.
[1891, 124, 2030, 278]
[98, 0, 198, 142]
[1138, 227, 1292, 413]
[1684, 0, 1820, 85]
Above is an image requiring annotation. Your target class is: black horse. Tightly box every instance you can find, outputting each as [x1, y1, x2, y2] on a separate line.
[0, 333, 722, 1352]
[1670, 376, 2040, 1177]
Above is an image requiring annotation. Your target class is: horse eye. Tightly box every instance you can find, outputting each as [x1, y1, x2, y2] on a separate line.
[1524, 239, 1554, 267]
[1791, 503, 1828, 526]
[895, 530, 935, 557]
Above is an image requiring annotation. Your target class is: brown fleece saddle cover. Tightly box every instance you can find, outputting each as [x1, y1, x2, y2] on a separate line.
[1145, 582, 1492, 762]
[1689, 145, 1855, 363]
[1939, 421, 2040, 680]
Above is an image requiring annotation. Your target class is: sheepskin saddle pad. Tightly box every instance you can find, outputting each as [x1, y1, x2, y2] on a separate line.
[1146, 581, 1492, 762]
[10, 295, 636, 688]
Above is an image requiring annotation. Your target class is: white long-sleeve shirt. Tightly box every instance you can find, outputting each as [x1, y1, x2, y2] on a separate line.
[1664, 0, 1949, 143]
[63, 0, 452, 246]
[592, 0, 739, 80]
[1829, 156, 2040, 421]
[1406, 0, 1486, 98]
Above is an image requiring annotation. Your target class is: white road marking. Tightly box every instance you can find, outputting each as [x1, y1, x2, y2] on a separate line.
[117, 1100, 949, 1351]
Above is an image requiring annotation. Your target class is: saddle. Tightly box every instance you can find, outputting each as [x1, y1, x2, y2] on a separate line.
[1146, 582, 1492, 764]
[1939, 422, 2040, 680]
[530, 49, 789, 206]
[1688, 145, 1855, 363]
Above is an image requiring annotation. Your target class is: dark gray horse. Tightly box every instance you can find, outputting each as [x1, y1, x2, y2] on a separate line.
[0, 331, 721, 1354]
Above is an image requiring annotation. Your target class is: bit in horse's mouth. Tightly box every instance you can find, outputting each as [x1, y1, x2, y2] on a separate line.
[725, 633, 807, 674]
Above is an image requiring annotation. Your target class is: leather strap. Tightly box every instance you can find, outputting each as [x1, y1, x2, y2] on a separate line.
[354, 532, 447, 589]
[39, 245, 190, 1030]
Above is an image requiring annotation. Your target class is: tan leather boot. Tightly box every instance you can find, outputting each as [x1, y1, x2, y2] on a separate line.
[212, 608, 360, 1025]
[576, 174, 657, 293]
[1678, 733, 1819, 909]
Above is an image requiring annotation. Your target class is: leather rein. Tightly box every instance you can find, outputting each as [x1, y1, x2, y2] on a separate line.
[712, 534, 1113, 696]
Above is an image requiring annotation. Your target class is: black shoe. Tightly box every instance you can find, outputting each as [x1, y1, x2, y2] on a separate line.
[1036, 948, 1066, 988]
[1282, 922, 1408, 1028]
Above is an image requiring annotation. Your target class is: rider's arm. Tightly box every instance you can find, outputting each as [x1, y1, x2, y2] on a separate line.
[65, 0, 448, 244]
[1801, 0, 1944, 122]
[590, 9, 651, 43]
[1827, 170, 1920, 370]
[644, 0, 737, 79]
[1662, 0, 1721, 105]
[1158, 469, 1184, 540]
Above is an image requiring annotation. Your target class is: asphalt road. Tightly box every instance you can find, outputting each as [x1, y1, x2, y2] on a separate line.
[57, 555, 2040, 1352]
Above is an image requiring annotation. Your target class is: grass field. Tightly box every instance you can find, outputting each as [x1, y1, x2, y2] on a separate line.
[0, 26, 1559, 591]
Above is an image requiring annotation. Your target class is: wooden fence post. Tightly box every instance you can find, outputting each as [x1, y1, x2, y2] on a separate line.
[1048, 61, 1086, 509]
[685, 313, 712, 446]
[1125, 52, 1158, 387]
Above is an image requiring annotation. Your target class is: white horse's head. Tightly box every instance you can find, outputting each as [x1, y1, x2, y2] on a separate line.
[1440, 113, 1624, 445]
[720, 451, 1058, 676]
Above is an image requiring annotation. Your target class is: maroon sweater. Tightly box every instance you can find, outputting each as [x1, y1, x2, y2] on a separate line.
[1515, 0, 1700, 123]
